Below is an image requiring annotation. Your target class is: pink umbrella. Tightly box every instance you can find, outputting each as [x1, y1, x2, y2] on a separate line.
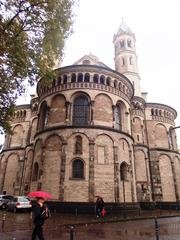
[28, 191, 52, 200]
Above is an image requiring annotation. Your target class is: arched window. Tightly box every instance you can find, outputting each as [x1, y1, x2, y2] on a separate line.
[63, 75, 67, 84]
[120, 40, 125, 48]
[77, 73, 83, 82]
[71, 73, 76, 83]
[84, 73, 90, 82]
[106, 77, 111, 86]
[72, 159, 84, 179]
[75, 135, 82, 154]
[100, 75, 105, 84]
[115, 105, 122, 130]
[52, 78, 56, 87]
[119, 82, 122, 90]
[151, 109, 154, 116]
[73, 95, 89, 125]
[129, 56, 133, 65]
[122, 57, 125, 66]
[155, 109, 158, 116]
[120, 162, 128, 181]
[93, 74, 99, 83]
[32, 162, 39, 181]
[114, 80, 118, 88]
[127, 39, 132, 48]
[58, 76, 62, 85]
[38, 102, 48, 131]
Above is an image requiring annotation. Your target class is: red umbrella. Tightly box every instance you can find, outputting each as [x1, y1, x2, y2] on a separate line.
[28, 191, 52, 200]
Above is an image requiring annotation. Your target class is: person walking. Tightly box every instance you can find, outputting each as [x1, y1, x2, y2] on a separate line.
[31, 197, 50, 240]
[95, 197, 104, 218]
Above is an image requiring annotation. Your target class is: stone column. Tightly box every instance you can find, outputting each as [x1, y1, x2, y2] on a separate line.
[59, 141, 67, 201]
[113, 146, 119, 202]
[89, 139, 95, 202]
[129, 150, 135, 202]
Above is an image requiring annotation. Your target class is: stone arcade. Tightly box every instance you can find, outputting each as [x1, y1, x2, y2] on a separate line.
[0, 21, 180, 203]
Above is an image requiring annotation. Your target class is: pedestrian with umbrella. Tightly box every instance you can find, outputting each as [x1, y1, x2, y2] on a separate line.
[28, 191, 51, 240]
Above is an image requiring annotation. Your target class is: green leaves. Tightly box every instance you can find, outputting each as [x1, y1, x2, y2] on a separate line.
[0, 0, 75, 133]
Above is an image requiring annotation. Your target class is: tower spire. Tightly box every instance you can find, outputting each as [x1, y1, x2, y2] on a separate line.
[113, 21, 141, 97]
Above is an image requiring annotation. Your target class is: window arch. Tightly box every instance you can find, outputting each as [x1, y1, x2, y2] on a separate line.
[63, 75, 67, 84]
[100, 75, 105, 84]
[120, 40, 125, 48]
[72, 159, 84, 179]
[58, 76, 62, 85]
[115, 104, 122, 130]
[32, 162, 39, 181]
[106, 77, 111, 86]
[114, 80, 118, 88]
[38, 101, 48, 131]
[71, 73, 76, 83]
[77, 73, 83, 82]
[120, 162, 128, 181]
[127, 39, 132, 48]
[73, 95, 89, 125]
[93, 74, 99, 83]
[84, 73, 90, 82]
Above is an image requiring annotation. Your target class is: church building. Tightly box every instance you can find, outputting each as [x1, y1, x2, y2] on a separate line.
[0, 21, 180, 203]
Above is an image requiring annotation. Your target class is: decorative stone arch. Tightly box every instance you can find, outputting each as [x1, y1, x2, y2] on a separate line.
[3, 153, 19, 195]
[38, 101, 48, 131]
[115, 100, 128, 132]
[30, 117, 38, 143]
[155, 123, 169, 148]
[132, 116, 143, 143]
[120, 161, 129, 181]
[48, 94, 66, 125]
[118, 138, 131, 164]
[158, 154, 176, 201]
[95, 133, 114, 165]
[94, 93, 113, 126]
[10, 124, 24, 147]
[134, 149, 147, 182]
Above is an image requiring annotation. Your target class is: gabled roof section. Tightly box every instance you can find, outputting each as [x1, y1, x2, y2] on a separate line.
[73, 54, 110, 69]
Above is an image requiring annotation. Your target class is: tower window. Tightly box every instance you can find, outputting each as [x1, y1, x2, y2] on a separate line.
[77, 73, 83, 82]
[71, 73, 76, 83]
[122, 57, 125, 66]
[129, 56, 133, 65]
[100, 75, 105, 85]
[93, 74, 99, 83]
[73, 95, 89, 125]
[84, 73, 90, 82]
[72, 159, 84, 179]
[63, 75, 67, 84]
[127, 39, 132, 48]
[75, 135, 82, 154]
[120, 40, 125, 48]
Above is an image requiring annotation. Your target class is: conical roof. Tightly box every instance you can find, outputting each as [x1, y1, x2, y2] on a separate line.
[114, 19, 135, 40]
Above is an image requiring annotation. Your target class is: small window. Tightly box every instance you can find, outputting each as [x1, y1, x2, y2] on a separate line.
[82, 60, 90, 65]
[93, 74, 99, 83]
[84, 73, 90, 82]
[122, 58, 125, 66]
[129, 56, 133, 65]
[63, 75, 67, 84]
[77, 73, 83, 82]
[127, 39, 132, 48]
[100, 75, 105, 85]
[71, 73, 76, 83]
[106, 77, 111, 86]
[72, 159, 84, 179]
[120, 40, 125, 48]
[137, 135, 140, 141]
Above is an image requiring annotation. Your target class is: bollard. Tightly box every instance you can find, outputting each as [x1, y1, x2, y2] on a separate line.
[70, 226, 74, 240]
[2, 213, 6, 232]
[154, 217, 159, 240]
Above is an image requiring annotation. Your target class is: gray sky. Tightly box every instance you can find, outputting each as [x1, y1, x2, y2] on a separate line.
[62, 0, 180, 145]
[1, 0, 180, 146]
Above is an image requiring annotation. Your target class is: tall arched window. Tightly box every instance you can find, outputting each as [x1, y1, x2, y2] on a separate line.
[38, 102, 48, 131]
[72, 159, 84, 179]
[93, 74, 99, 83]
[32, 162, 39, 181]
[120, 162, 128, 181]
[77, 73, 83, 82]
[115, 105, 122, 130]
[84, 73, 90, 82]
[73, 95, 89, 125]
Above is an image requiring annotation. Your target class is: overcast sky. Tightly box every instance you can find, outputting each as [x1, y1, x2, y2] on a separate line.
[1, 0, 180, 146]
[62, 0, 180, 145]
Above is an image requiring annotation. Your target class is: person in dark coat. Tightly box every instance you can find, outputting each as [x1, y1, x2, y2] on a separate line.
[31, 197, 50, 240]
[95, 197, 104, 217]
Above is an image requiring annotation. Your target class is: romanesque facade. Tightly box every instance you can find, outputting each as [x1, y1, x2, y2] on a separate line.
[0, 21, 180, 203]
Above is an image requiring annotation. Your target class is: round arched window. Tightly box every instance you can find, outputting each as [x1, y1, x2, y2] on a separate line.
[72, 159, 84, 179]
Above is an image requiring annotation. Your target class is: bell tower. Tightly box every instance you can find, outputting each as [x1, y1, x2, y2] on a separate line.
[113, 19, 141, 96]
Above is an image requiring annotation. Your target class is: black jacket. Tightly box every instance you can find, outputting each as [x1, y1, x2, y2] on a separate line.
[32, 202, 48, 226]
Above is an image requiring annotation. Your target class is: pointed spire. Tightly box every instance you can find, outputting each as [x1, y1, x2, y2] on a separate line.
[115, 18, 135, 38]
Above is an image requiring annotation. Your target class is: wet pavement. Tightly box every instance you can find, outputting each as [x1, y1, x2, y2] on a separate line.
[0, 210, 180, 239]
